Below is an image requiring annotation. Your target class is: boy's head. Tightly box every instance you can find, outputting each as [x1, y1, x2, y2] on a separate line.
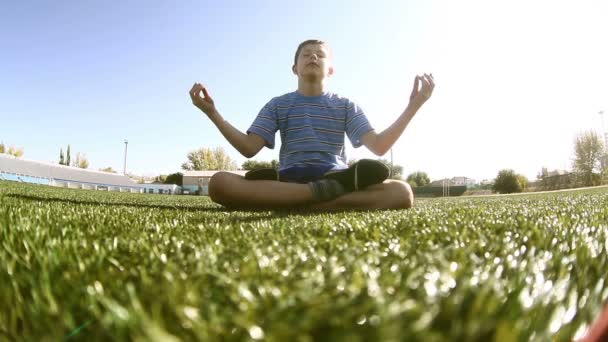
[292, 39, 334, 80]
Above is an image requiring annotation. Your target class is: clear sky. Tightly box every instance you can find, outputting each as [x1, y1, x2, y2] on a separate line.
[1, 0, 606, 182]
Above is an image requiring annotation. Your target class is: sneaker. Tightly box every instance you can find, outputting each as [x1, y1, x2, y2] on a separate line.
[244, 168, 279, 181]
[323, 159, 390, 192]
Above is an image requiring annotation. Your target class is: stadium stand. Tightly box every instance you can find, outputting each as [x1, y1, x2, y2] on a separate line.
[0, 153, 145, 193]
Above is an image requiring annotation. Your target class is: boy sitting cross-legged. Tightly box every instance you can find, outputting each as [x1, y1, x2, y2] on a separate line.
[189, 39, 434, 210]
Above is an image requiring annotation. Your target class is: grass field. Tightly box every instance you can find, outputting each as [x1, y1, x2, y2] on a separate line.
[0, 181, 607, 341]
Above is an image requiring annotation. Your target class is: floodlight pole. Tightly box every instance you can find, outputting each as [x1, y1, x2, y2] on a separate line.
[600, 111, 607, 148]
[123, 139, 128, 175]
[390, 148, 393, 178]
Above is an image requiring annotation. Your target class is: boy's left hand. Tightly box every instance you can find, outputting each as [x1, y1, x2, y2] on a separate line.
[408, 73, 434, 110]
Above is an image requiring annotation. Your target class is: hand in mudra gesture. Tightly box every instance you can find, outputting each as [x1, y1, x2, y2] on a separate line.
[189, 82, 217, 116]
[408, 73, 434, 110]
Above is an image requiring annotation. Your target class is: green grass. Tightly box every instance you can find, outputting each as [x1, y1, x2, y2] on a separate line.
[0, 181, 607, 341]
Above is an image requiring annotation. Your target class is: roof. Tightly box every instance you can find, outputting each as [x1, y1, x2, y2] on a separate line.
[547, 170, 569, 177]
[0, 153, 138, 187]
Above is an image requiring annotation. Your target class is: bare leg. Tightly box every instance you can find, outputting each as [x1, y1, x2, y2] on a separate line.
[309, 180, 414, 210]
[208, 172, 314, 208]
[209, 172, 412, 211]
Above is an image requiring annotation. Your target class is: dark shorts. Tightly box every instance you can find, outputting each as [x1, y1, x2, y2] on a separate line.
[279, 164, 338, 183]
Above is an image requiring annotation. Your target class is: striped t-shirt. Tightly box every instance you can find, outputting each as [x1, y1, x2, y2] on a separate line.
[247, 91, 374, 172]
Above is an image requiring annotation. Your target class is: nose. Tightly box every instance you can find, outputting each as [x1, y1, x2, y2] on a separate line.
[311, 54, 318, 61]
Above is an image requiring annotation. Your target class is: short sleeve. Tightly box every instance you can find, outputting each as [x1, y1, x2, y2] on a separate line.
[247, 98, 278, 149]
[345, 99, 373, 148]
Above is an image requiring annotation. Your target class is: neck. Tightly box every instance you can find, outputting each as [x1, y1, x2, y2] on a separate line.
[297, 78, 325, 96]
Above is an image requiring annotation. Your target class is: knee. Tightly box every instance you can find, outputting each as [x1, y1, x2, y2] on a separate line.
[208, 172, 232, 203]
[389, 180, 414, 209]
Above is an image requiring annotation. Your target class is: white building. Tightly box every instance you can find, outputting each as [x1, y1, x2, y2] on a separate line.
[451, 176, 477, 186]
[139, 183, 181, 195]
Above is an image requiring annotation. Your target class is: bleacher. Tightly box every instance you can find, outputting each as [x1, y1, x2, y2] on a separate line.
[0, 153, 141, 191]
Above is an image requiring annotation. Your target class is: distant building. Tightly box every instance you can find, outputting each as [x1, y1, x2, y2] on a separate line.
[429, 178, 450, 187]
[182, 170, 248, 195]
[429, 176, 477, 188]
[139, 183, 181, 195]
[451, 176, 477, 186]
[547, 169, 569, 177]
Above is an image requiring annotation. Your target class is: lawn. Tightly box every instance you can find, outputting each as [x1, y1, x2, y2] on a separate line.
[0, 181, 607, 341]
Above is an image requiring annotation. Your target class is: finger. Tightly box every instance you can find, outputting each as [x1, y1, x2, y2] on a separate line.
[201, 86, 211, 100]
[419, 75, 429, 89]
[190, 84, 201, 98]
[423, 74, 432, 88]
[410, 76, 420, 97]
[427, 73, 435, 88]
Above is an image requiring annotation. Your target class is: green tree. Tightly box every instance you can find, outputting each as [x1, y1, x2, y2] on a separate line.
[406, 171, 430, 187]
[154, 175, 168, 183]
[59, 148, 65, 165]
[377, 159, 403, 180]
[572, 130, 606, 186]
[181, 147, 237, 171]
[165, 172, 184, 186]
[1, 143, 24, 157]
[72, 152, 89, 169]
[492, 169, 526, 194]
[242, 159, 279, 170]
[66, 145, 71, 166]
[536, 167, 549, 190]
[99, 167, 117, 173]
[517, 174, 528, 191]
[6, 146, 24, 157]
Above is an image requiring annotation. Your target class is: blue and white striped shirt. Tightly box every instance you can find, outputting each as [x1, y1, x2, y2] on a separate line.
[247, 91, 373, 171]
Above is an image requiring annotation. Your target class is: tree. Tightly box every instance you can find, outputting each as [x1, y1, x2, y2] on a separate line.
[66, 145, 71, 166]
[154, 175, 168, 183]
[165, 172, 183, 186]
[377, 158, 403, 180]
[59, 148, 65, 165]
[0, 142, 4, 154]
[573, 130, 606, 186]
[537, 167, 549, 190]
[492, 169, 527, 194]
[406, 171, 430, 187]
[100, 167, 117, 173]
[181, 147, 237, 171]
[72, 152, 89, 169]
[6, 146, 24, 157]
[242, 159, 279, 170]
[517, 174, 528, 191]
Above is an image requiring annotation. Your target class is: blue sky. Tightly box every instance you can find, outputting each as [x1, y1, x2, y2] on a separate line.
[1, 0, 606, 181]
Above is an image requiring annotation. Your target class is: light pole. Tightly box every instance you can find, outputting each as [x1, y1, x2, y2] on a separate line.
[600, 111, 607, 147]
[600, 111, 608, 174]
[123, 139, 128, 175]
[390, 148, 393, 178]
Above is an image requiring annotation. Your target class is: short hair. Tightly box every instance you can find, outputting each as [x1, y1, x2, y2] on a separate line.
[294, 39, 327, 66]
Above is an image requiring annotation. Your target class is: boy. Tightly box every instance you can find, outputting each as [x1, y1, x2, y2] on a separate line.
[189, 39, 434, 210]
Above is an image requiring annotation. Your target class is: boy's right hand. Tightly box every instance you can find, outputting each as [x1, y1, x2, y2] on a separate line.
[189, 82, 217, 116]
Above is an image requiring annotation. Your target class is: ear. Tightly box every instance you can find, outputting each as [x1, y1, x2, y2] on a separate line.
[292, 64, 298, 75]
[328, 66, 334, 76]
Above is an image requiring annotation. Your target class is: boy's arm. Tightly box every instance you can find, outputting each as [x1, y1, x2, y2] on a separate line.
[361, 74, 434, 156]
[189, 83, 265, 158]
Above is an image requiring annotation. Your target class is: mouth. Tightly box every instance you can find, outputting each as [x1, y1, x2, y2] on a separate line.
[306, 63, 319, 67]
